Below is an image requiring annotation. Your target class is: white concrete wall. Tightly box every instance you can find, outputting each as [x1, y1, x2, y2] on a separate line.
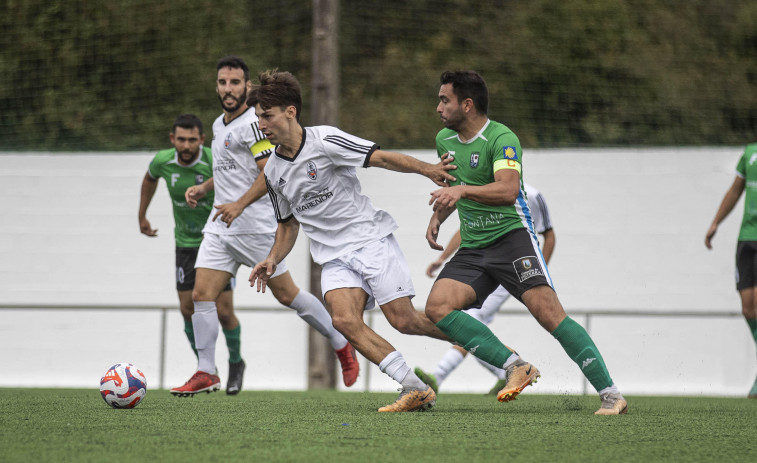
[1, 148, 754, 397]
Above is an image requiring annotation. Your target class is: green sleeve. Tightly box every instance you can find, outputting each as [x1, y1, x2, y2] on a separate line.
[490, 131, 522, 164]
[148, 153, 162, 179]
[737, 151, 747, 177]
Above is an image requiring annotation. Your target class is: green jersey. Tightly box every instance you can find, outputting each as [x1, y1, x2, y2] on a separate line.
[736, 142, 757, 241]
[436, 120, 527, 248]
[148, 146, 214, 247]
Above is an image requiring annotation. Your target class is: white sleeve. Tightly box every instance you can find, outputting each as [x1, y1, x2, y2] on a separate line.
[531, 191, 553, 234]
[318, 127, 379, 168]
[265, 175, 292, 222]
[240, 115, 274, 161]
[249, 119, 274, 160]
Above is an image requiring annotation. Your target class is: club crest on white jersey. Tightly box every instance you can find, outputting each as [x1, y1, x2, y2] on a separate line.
[307, 161, 317, 180]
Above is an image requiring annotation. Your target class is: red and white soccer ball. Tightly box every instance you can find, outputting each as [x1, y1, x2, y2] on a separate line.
[99, 363, 147, 409]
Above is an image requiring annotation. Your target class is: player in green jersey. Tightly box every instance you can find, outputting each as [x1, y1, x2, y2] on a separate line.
[424, 70, 627, 415]
[705, 142, 757, 398]
[139, 114, 240, 384]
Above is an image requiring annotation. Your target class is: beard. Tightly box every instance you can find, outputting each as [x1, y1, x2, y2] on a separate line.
[442, 116, 462, 132]
[218, 88, 247, 113]
[441, 107, 464, 132]
[178, 149, 197, 163]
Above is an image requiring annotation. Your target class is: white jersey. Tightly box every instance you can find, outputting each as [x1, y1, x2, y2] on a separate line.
[204, 107, 277, 235]
[523, 183, 552, 234]
[264, 126, 398, 264]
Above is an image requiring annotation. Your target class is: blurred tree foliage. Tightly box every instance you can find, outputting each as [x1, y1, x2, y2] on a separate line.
[0, 0, 755, 151]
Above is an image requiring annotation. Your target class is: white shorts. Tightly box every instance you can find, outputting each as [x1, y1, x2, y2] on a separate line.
[463, 285, 512, 324]
[196, 232, 288, 278]
[321, 234, 415, 310]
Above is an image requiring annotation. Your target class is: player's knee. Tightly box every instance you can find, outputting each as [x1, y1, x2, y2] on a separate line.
[424, 304, 448, 324]
[179, 306, 194, 321]
[216, 313, 237, 330]
[275, 291, 296, 307]
[394, 319, 417, 335]
[191, 288, 213, 302]
[330, 313, 361, 338]
[384, 312, 419, 335]
[216, 308, 233, 323]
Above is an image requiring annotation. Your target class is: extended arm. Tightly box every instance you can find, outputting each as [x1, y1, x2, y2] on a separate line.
[705, 176, 745, 249]
[185, 177, 214, 208]
[138, 172, 159, 237]
[429, 168, 520, 210]
[213, 157, 269, 227]
[368, 149, 457, 186]
[249, 217, 301, 293]
[541, 229, 555, 264]
[426, 229, 462, 277]
[426, 204, 457, 251]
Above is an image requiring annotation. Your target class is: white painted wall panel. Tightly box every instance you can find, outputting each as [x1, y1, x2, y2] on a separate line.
[1, 148, 753, 396]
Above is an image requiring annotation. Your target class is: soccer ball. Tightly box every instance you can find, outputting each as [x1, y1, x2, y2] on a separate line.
[99, 363, 147, 409]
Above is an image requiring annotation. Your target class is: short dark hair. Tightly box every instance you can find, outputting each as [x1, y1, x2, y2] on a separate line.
[172, 114, 203, 134]
[440, 70, 489, 115]
[216, 55, 250, 81]
[248, 70, 303, 121]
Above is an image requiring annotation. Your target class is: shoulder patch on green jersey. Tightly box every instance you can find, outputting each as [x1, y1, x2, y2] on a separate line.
[503, 146, 519, 161]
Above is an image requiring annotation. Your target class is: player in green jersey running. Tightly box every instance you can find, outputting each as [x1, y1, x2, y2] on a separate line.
[424, 70, 627, 415]
[705, 142, 757, 398]
[138, 114, 241, 390]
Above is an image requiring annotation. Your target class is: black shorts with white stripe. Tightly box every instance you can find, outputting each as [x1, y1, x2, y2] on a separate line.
[437, 227, 552, 305]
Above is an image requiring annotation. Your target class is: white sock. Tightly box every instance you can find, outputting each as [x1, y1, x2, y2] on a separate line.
[289, 290, 348, 350]
[434, 348, 465, 386]
[192, 301, 218, 374]
[379, 351, 426, 389]
[502, 353, 521, 370]
[598, 384, 620, 396]
[474, 355, 507, 380]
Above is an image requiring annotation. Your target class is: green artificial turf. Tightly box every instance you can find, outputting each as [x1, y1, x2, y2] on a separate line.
[1, 389, 755, 462]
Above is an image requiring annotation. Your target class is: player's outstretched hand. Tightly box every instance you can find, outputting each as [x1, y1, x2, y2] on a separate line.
[139, 217, 158, 237]
[185, 185, 206, 208]
[213, 202, 244, 228]
[426, 217, 443, 251]
[425, 152, 457, 187]
[426, 259, 443, 278]
[705, 222, 718, 249]
[429, 185, 463, 211]
[250, 258, 277, 293]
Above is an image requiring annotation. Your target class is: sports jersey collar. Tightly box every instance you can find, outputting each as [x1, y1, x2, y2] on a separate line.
[274, 126, 307, 163]
[448, 119, 492, 144]
[173, 145, 205, 167]
[222, 105, 253, 126]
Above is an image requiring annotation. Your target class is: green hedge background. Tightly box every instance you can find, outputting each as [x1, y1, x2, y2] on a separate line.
[1, 0, 755, 151]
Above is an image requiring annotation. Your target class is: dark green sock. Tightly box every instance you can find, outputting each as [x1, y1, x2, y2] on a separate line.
[747, 318, 757, 358]
[223, 325, 242, 363]
[183, 320, 198, 358]
[552, 316, 613, 392]
[435, 310, 513, 368]
[747, 318, 757, 342]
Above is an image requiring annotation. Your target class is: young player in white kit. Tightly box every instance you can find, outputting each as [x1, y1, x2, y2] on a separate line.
[247, 70, 457, 412]
[415, 183, 555, 394]
[170, 57, 359, 397]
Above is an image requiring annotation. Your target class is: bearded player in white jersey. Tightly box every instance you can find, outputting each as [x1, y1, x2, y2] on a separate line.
[170, 57, 359, 397]
[415, 183, 555, 394]
[248, 70, 457, 412]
